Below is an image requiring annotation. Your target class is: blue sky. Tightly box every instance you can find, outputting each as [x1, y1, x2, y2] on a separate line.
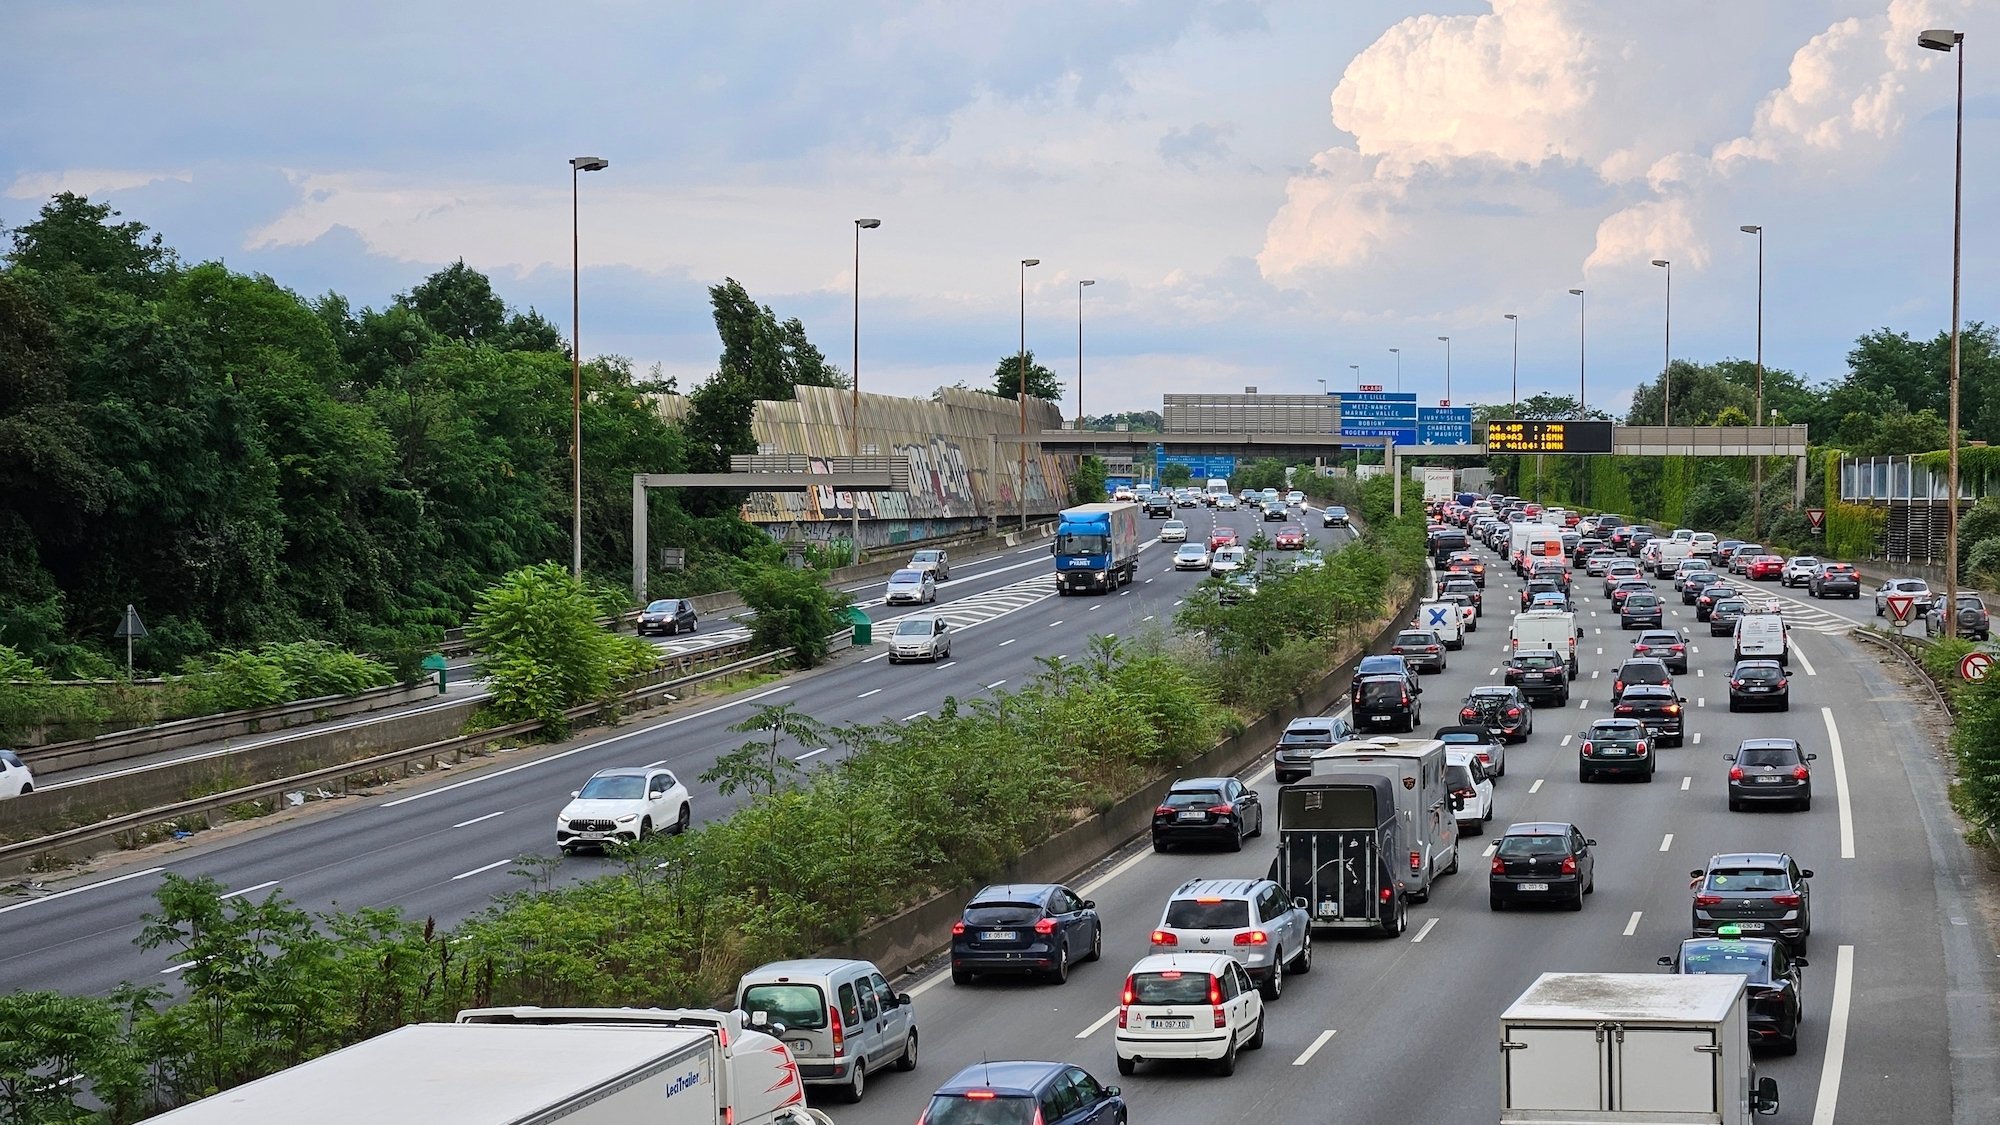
[4, 0, 1994, 419]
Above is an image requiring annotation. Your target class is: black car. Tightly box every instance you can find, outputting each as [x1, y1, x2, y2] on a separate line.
[1354, 673, 1422, 732]
[1435, 723, 1507, 778]
[1809, 563, 1862, 599]
[1727, 659, 1790, 713]
[1144, 496, 1173, 518]
[1443, 552, 1488, 588]
[1490, 821, 1596, 911]
[1630, 630, 1688, 674]
[923, 1061, 1125, 1125]
[635, 598, 698, 636]
[1660, 934, 1806, 1054]
[1608, 580, 1651, 611]
[1441, 576, 1483, 615]
[1682, 570, 1722, 605]
[1620, 592, 1665, 629]
[1352, 654, 1420, 695]
[951, 882, 1103, 984]
[1611, 657, 1673, 702]
[1708, 598, 1749, 636]
[1726, 737, 1814, 810]
[1529, 561, 1571, 592]
[1504, 651, 1571, 706]
[1578, 718, 1654, 782]
[1611, 684, 1684, 746]
[1458, 685, 1533, 742]
[1627, 530, 1656, 557]
[1694, 583, 1741, 622]
[1519, 579, 1563, 612]
[1692, 852, 1813, 952]
[1152, 776, 1264, 851]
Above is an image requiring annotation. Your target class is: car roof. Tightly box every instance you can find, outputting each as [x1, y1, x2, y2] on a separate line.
[1589, 718, 1646, 731]
[588, 767, 657, 779]
[743, 957, 880, 979]
[1619, 657, 1668, 669]
[1359, 654, 1406, 667]
[936, 1060, 1070, 1097]
[889, 569, 924, 580]
[1129, 952, 1236, 977]
[1468, 686, 1513, 696]
[1285, 717, 1345, 732]
[1737, 737, 1801, 750]
[1621, 684, 1675, 696]
[1433, 724, 1497, 739]
[1636, 630, 1681, 641]
[1168, 777, 1233, 792]
[1170, 877, 1268, 900]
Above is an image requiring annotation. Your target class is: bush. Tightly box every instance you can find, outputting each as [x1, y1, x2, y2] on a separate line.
[737, 564, 849, 668]
[171, 642, 395, 716]
[1951, 672, 2000, 833]
[469, 563, 627, 727]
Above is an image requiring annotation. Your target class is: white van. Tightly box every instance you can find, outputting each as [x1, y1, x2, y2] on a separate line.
[1651, 538, 1695, 577]
[1510, 609, 1583, 679]
[1206, 478, 1230, 503]
[1733, 612, 1789, 668]
[1416, 600, 1466, 650]
[1507, 523, 1560, 574]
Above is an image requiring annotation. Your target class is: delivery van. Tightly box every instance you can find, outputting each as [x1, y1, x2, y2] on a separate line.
[1510, 609, 1584, 679]
[1415, 600, 1466, 650]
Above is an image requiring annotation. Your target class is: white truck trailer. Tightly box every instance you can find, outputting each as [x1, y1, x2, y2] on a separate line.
[1499, 972, 1780, 1124]
[148, 1007, 830, 1125]
[1423, 466, 1455, 503]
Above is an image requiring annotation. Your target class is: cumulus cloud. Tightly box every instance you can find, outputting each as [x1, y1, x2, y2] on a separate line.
[5, 168, 191, 199]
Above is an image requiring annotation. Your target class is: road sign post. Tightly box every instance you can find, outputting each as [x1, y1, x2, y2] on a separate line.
[112, 603, 148, 678]
[1805, 508, 1826, 534]
[1887, 594, 1917, 629]
[1960, 650, 1993, 682]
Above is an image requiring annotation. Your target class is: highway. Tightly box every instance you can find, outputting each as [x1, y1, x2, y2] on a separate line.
[0, 501, 1355, 1000]
[828, 527, 1994, 1125]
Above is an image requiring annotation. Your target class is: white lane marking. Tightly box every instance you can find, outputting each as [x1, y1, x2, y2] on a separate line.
[645, 759, 667, 768]
[1623, 911, 1643, 937]
[1076, 1007, 1120, 1039]
[1596, 647, 1604, 655]
[863, 651, 890, 663]
[222, 880, 278, 899]
[1591, 669, 1600, 678]
[1411, 918, 1439, 943]
[1144, 578, 1154, 584]
[1697, 697, 1706, 708]
[1696, 668, 1705, 677]
[901, 711, 928, 722]
[1794, 644, 1818, 676]
[0, 867, 164, 916]
[1822, 707, 1855, 860]
[1576, 699, 1589, 709]
[1659, 833, 1673, 852]
[452, 811, 505, 829]
[381, 686, 791, 807]
[451, 859, 511, 881]
[1088, 605, 1101, 612]
[987, 680, 1007, 690]
[1117, 590, 1129, 597]
[1680, 776, 1692, 791]
[1173, 600, 1183, 607]
[1483, 843, 1498, 857]
[1292, 1029, 1338, 1066]
[1489, 667, 1499, 675]
[1690, 644, 1699, 653]
[1560, 735, 1572, 747]
[999, 638, 1016, 647]
[160, 958, 207, 975]
[857, 688, 883, 699]
[1529, 778, 1544, 794]
[1812, 946, 1857, 1125]
[1692, 732, 1703, 745]
[1049, 620, 1064, 627]
[939, 661, 958, 669]
[1142, 615, 1155, 623]
[797, 748, 826, 761]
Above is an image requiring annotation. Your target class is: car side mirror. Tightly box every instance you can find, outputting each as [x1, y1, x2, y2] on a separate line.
[1690, 869, 1704, 880]
[1103, 1085, 1122, 1099]
[1585, 839, 1597, 847]
[1800, 869, 1814, 879]
[1678, 696, 1688, 703]
[1805, 753, 1817, 761]
[1656, 956, 1674, 967]
[896, 992, 913, 1007]
[1793, 956, 1809, 968]
[1081, 899, 1096, 910]
[1754, 1076, 1780, 1115]
[571, 790, 581, 798]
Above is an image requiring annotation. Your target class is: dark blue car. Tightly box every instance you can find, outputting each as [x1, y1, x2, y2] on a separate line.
[920, 1061, 1126, 1125]
[951, 883, 1103, 985]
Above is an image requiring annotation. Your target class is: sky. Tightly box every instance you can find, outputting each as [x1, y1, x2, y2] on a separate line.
[4, 0, 1995, 421]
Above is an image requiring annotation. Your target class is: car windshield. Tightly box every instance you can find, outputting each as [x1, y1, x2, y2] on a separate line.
[645, 600, 679, 613]
[895, 619, 935, 636]
[1589, 724, 1642, 740]
[1177, 546, 1205, 558]
[963, 902, 1043, 926]
[1737, 746, 1798, 766]
[1736, 663, 1781, 681]
[1638, 633, 1679, 646]
[1056, 533, 1109, 554]
[1626, 594, 1659, 607]
[922, 1095, 1039, 1125]
[1705, 868, 1789, 892]
[1164, 521, 1186, 530]
[1713, 600, 1747, 614]
[1163, 899, 1251, 929]
[1515, 654, 1562, 670]
[1680, 944, 1774, 983]
[739, 983, 828, 1030]
[1498, 834, 1568, 857]
[1358, 679, 1406, 705]
[890, 569, 923, 583]
[1329, 507, 1346, 516]
[912, 551, 941, 563]
[1161, 789, 1223, 809]
[1279, 730, 1337, 747]
[577, 775, 645, 800]
[1129, 969, 1219, 1005]
[1396, 632, 1436, 646]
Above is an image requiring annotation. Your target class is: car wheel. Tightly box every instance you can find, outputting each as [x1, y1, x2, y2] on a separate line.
[1579, 766, 1591, 783]
[1777, 1031, 1799, 1057]
[1249, 806, 1264, 838]
[843, 1060, 867, 1103]
[674, 804, 691, 833]
[1779, 700, 1789, 712]
[1799, 796, 1811, 812]
[1490, 895, 1505, 912]
[1876, 602, 1884, 616]
[559, 844, 576, 856]
[1381, 896, 1407, 936]
[1261, 957, 1283, 1001]
[1216, 1034, 1239, 1077]
[1729, 797, 1743, 812]
[1445, 849, 1459, 876]
[1048, 943, 1070, 984]
[1728, 701, 1739, 712]
[1151, 837, 1171, 853]
[1116, 1056, 1136, 1077]
[951, 968, 974, 985]
[1089, 922, 1103, 962]
[1228, 822, 1244, 852]
[1293, 931, 1313, 974]
[638, 817, 653, 840]
[1567, 890, 1585, 912]
[896, 1032, 919, 1072]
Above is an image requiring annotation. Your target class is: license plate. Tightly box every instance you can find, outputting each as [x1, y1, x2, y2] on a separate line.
[1756, 776, 1785, 784]
[1373, 715, 1392, 722]
[1518, 883, 1549, 892]
[1734, 921, 1767, 931]
[980, 930, 1018, 941]
[579, 832, 606, 841]
[1176, 811, 1206, 822]
[1150, 1018, 1192, 1030]
[1317, 901, 1341, 917]
[1599, 748, 1628, 756]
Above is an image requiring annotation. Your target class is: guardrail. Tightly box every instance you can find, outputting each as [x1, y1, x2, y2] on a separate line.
[0, 645, 796, 876]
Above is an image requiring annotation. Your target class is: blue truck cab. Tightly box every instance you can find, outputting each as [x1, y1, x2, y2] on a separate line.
[1054, 502, 1143, 595]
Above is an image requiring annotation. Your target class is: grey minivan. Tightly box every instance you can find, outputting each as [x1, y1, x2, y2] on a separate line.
[737, 958, 919, 1103]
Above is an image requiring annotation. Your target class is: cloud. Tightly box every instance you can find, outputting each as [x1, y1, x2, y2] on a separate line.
[1159, 122, 1235, 169]
[5, 168, 192, 199]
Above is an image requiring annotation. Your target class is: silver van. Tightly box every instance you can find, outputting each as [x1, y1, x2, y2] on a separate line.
[1303, 737, 1461, 902]
[736, 958, 918, 1103]
[1733, 612, 1789, 668]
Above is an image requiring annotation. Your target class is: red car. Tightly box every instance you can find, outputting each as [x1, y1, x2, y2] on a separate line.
[1274, 524, 1307, 549]
[1207, 528, 1239, 551]
[1746, 555, 1786, 581]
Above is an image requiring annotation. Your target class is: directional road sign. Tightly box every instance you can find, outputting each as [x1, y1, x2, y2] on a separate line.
[1887, 594, 1917, 626]
[1417, 406, 1474, 446]
[1960, 650, 1994, 682]
[1338, 392, 1417, 446]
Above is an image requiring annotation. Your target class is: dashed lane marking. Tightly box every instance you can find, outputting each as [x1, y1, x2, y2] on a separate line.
[1411, 918, 1439, 943]
[1623, 911, 1643, 937]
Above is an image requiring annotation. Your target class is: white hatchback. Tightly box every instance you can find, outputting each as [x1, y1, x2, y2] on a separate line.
[1209, 547, 1246, 574]
[1115, 952, 1265, 1076]
[1780, 556, 1820, 588]
[1160, 520, 1189, 543]
[0, 750, 33, 798]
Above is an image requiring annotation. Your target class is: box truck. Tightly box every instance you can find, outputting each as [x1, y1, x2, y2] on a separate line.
[1053, 501, 1142, 594]
[147, 1007, 830, 1125]
[1423, 466, 1455, 503]
[1499, 973, 1780, 1124]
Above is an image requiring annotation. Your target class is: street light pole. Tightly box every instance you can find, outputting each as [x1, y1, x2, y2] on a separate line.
[1389, 347, 1401, 393]
[849, 218, 881, 566]
[567, 155, 608, 580]
[1651, 260, 1672, 426]
[1503, 314, 1519, 416]
[1076, 279, 1095, 427]
[1568, 289, 1586, 415]
[1438, 336, 1452, 405]
[1921, 27, 1967, 636]
[1740, 226, 1765, 537]
[1348, 363, 1360, 388]
[1019, 258, 1040, 532]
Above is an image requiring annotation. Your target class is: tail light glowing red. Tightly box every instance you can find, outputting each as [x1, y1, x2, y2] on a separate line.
[1694, 893, 1723, 907]
[1410, 851, 1422, 870]
[1232, 930, 1269, 946]
[1559, 856, 1578, 875]
[1792, 765, 1809, 779]
[951, 920, 966, 936]
[1034, 918, 1058, 935]
[1207, 804, 1235, 817]
[1122, 976, 1135, 1005]
[1150, 929, 1177, 946]
[1580, 741, 1594, 756]
[829, 1005, 845, 1056]
[1491, 855, 1506, 874]
[1772, 892, 1802, 907]
[1729, 766, 1744, 781]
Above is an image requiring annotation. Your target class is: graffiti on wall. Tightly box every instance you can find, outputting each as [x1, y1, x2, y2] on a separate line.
[740, 436, 1040, 523]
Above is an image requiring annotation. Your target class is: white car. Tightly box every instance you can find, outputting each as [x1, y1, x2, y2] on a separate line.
[1215, 495, 1239, 510]
[1160, 520, 1189, 543]
[884, 568, 937, 605]
[1285, 490, 1305, 506]
[1209, 546, 1247, 574]
[1174, 544, 1213, 570]
[1780, 556, 1820, 587]
[907, 548, 951, 580]
[1116, 952, 1266, 1076]
[0, 750, 34, 798]
[556, 767, 690, 851]
[1875, 577, 1934, 617]
[888, 613, 952, 663]
[1445, 748, 1495, 834]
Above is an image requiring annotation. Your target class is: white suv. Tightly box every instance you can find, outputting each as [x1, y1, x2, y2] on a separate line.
[556, 767, 691, 852]
[1150, 877, 1312, 1000]
[1115, 952, 1265, 1076]
[1780, 556, 1820, 587]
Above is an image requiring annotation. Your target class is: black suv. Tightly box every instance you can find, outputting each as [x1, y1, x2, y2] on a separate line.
[1809, 562, 1861, 599]
[1458, 685, 1533, 742]
[1726, 738, 1814, 810]
[1611, 658, 1673, 702]
[1611, 684, 1685, 746]
[1353, 674, 1421, 733]
[1660, 935, 1806, 1054]
[1144, 496, 1173, 518]
[1727, 660, 1790, 712]
[1504, 651, 1571, 706]
[1490, 821, 1596, 912]
[1578, 718, 1655, 782]
[1691, 852, 1813, 952]
[1709, 597, 1749, 636]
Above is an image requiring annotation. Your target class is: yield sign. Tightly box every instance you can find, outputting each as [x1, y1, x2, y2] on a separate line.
[1886, 594, 1918, 625]
[1960, 651, 1994, 682]
[1805, 508, 1826, 531]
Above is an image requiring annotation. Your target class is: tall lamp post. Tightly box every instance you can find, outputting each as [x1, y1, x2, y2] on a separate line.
[1018, 258, 1040, 532]
[1503, 314, 1519, 416]
[1568, 288, 1586, 415]
[1921, 26, 1966, 636]
[1389, 347, 1401, 393]
[849, 218, 881, 565]
[1348, 363, 1360, 388]
[1075, 279, 1095, 427]
[1438, 336, 1452, 405]
[567, 155, 608, 579]
[1740, 226, 1765, 537]
[1651, 260, 1672, 426]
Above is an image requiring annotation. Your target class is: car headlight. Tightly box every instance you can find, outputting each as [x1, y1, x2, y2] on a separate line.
[615, 814, 639, 824]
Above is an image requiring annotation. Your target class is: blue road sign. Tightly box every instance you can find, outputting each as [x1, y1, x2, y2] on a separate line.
[1339, 391, 1418, 447]
[1155, 449, 1238, 480]
[1414, 407, 1474, 446]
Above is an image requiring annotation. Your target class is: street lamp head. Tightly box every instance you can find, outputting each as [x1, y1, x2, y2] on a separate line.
[1739, 225, 1761, 235]
[570, 156, 609, 172]
[1651, 259, 1669, 268]
[1080, 279, 1096, 287]
[1348, 364, 1359, 371]
[1022, 258, 1041, 268]
[1504, 313, 1517, 321]
[1438, 335, 1450, 343]
[1919, 28, 1963, 52]
[856, 218, 881, 229]
[1388, 347, 1400, 354]
[1568, 288, 1584, 296]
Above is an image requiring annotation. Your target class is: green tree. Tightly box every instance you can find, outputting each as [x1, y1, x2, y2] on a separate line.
[0, 990, 147, 1125]
[738, 563, 850, 668]
[469, 563, 622, 727]
[1069, 455, 1108, 505]
[1158, 462, 1193, 488]
[702, 702, 829, 798]
[989, 349, 1062, 400]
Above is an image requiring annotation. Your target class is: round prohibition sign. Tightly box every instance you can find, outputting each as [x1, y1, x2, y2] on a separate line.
[1960, 650, 1994, 683]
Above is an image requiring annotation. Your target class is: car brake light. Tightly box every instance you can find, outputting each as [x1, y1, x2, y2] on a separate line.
[1452, 786, 1476, 799]
[1208, 804, 1236, 819]
[1195, 896, 1223, 903]
[1664, 704, 1680, 715]
[965, 1091, 997, 1100]
[829, 1005, 845, 1056]
[1580, 740, 1594, 756]
[1151, 929, 1177, 945]
[1233, 930, 1269, 946]
[1122, 976, 1136, 1005]
[1213, 1004, 1227, 1029]
[1034, 918, 1058, 936]
[1614, 705, 1633, 715]
[1772, 893, 1802, 907]
[1155, 804, 1175, 816]
[1729, 766, 1744, 781]
[1491, 855, 1506, 873]
[1461, 708, 1477, 720]
[1401, 692, 1410, 705]
[1410, 851, 1422, 870]
[1730, 680, 1744, 690]
[1614, 680, 1625, 692]
[1506, 707, 1521, 718]
[951, 920, 966, 936]
[1559, 856, 1577, 875]
[1636, 741, 1649, 755]
[1209, 978, 1223, 1005]
[1792, 765, 1809, 780]
[1117, 1006, 1128, 1029]
[1380, 887, 1394, 901]
[1694, 893, 1723, 907]
[1776, 679, 1788, 690]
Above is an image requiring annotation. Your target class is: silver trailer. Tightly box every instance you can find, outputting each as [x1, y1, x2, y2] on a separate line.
[1303, 737, 1460, 902]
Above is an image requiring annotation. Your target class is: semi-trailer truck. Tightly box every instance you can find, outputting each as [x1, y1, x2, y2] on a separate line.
[1054, 501, 1142, 594]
